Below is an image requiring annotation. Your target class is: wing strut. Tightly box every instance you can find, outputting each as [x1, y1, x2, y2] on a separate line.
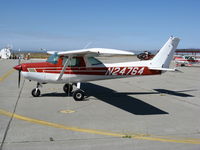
[57, 56, 71, 80]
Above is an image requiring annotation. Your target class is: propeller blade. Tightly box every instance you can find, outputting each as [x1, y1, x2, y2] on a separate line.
[18, 70, 21, 88]
[18, 55, 21, 88]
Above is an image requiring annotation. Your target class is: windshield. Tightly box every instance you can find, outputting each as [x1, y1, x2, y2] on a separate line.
[46, 53, 59, 64]
[88, 57, 102, 65]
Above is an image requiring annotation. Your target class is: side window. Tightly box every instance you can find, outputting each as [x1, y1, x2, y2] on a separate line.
[69, 58, 79, 67]
[62, 57, 85, 67]
[88, 57, 102, 65]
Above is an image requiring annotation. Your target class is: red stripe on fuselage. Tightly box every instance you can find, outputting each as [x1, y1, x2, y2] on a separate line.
[20, 62, 161, 76]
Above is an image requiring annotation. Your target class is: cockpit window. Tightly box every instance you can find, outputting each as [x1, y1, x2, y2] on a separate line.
[88, 57, 102, 65]
[46, 53, 59, 64]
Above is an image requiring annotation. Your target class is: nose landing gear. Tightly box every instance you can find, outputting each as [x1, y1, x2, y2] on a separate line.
[31, 82, 41, 97]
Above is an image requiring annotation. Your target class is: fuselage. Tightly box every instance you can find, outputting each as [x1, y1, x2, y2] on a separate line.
[14, 56, 161, 84]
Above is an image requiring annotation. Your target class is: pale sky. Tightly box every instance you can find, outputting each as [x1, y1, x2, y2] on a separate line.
[0, 0, 199, 51]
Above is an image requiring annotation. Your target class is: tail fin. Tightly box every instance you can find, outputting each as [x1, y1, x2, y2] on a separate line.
[149, 36, 180, 68]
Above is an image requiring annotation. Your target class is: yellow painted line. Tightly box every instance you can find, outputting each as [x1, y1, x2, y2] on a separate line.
[0, 69, 15, 82]
[0, 109, 200, 144]
[0, 109, 123, 137]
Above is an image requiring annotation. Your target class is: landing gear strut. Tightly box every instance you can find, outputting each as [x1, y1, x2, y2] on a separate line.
[31, 82, 41, 97]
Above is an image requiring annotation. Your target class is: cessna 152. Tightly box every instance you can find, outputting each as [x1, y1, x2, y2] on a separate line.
[14, 36, 180, 101]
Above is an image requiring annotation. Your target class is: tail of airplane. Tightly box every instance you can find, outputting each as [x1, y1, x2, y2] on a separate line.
[149, 36, 180, 71]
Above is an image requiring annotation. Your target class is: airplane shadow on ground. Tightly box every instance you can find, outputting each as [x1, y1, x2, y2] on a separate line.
[81, 83, 168, 115]
[154, 89, 194, 97]
[41, 83, 195, 115]
[42, 92, 70, 97]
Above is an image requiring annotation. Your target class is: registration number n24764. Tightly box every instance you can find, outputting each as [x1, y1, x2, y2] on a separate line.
[105, 67, 145, 76]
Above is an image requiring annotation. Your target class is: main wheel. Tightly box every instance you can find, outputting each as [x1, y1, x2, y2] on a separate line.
[73, 90, 85, 101]
[63, 84, 73, 94]
[32, 88, 41, 97]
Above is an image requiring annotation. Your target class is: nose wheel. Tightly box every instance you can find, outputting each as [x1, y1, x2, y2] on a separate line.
[31, 82, 41, 97]
[32, 88, 41, 97]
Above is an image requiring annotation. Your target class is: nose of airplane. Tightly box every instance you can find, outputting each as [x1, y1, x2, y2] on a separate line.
[13, 65, 22, 71]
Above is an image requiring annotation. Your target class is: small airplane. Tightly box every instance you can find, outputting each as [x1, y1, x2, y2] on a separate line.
[174, 55, 200, 66]
[14, 36, 180, 101]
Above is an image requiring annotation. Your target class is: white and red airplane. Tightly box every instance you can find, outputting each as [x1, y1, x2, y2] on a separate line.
[14, 36, 180, 101]
[174, 55, 200, 66]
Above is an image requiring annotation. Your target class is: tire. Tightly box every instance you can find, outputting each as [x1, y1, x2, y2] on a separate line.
[73, 90, 85, 101]
[63, 84, 73, 94]
[32, 88, 41, 97]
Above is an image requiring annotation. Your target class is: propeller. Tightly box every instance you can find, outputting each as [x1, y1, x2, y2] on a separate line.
[18, 56, 21, 88]
[13, 56, 22, 88]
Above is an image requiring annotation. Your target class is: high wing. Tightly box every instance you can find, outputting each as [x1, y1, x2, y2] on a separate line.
[47, 48, 134, 81]
[47, 48, 134, 56]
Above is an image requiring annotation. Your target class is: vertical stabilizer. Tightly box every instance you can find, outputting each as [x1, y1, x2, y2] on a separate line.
[150, 36, 180, 68]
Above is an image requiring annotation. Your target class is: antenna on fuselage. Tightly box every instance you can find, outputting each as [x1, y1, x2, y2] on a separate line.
[83, 41, 93, 49]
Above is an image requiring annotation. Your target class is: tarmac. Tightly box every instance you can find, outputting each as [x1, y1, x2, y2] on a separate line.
[0, 56, 200, 150]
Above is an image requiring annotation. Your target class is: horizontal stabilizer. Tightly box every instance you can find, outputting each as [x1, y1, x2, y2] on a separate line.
[149, 67, 178, 72]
